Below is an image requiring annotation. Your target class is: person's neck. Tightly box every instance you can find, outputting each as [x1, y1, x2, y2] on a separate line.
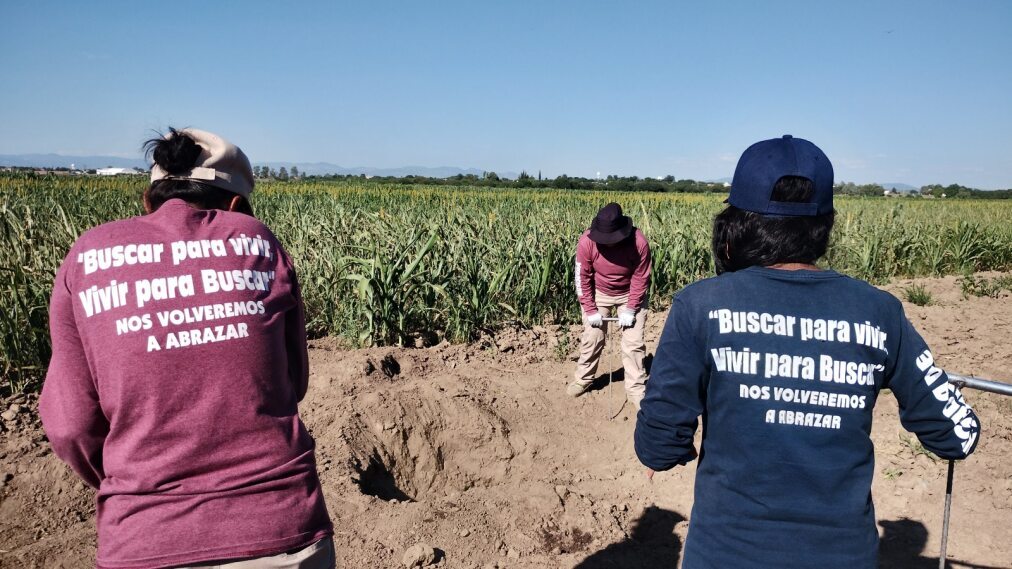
[766, 262, 821, 271]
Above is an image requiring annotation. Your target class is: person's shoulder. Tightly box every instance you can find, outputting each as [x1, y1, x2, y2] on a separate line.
[673, 273, 725, 303]
[215, 211, 282, 242]
[675, 270, 801, 304]
[72, 215, 146, 250]
[795, 271, 908, 325]
[221, 211, 274, 232]
[633, 227, 650, 247]
[55, 216, 149, 278]
[830, 272, 904, 310]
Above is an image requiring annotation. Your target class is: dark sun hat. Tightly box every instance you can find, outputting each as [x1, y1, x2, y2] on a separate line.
[589, 203, 633, 245]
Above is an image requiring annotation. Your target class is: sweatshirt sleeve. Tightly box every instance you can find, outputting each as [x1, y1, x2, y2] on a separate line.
[883, 304, 980, 459]
[635, 294, 706, 470]
[575, 234, 598, 315]
[626, 231, 652, 312]
[279, 247, 310, 402]
[39, 260, 109, 489]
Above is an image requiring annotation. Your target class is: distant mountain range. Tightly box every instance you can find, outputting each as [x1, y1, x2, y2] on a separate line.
[0, 153, 148, 170]
[0, 153, 503, 179]
[258, 161, 500, 178]
[879, 182, 918, 192]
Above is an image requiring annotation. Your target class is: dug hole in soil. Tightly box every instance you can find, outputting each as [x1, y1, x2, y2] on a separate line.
[2, 274, 1011, 568]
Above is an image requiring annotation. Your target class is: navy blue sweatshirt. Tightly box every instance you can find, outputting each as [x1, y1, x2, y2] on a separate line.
[635, 267, 980, 569]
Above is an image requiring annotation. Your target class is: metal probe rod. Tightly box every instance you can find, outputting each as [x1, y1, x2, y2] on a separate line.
[937, 371, 1010, 569]
[939, 459, 955, 569]
[947, 373, 1012, 396]
[601, 317, 622, 419]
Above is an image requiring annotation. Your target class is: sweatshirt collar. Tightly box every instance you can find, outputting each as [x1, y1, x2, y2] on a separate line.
[743, 265, 843, 280]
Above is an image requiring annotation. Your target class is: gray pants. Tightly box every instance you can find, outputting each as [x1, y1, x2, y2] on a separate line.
[177, 537, 335, 569]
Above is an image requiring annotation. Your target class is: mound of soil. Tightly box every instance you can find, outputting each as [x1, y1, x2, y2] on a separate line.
[2, 275, 1011, 568]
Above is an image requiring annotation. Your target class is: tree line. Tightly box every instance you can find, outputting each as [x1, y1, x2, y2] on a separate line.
[917, 183, 1012, 199]
[2, 165, 1007, 198]
[254, 168, 1012, 198]
[254, 165, 300, 180]
[272, 170, 734, 193]
[834, 181, 1012, 199]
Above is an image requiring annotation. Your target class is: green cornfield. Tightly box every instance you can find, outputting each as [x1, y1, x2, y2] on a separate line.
[3, 172, 1012, 395]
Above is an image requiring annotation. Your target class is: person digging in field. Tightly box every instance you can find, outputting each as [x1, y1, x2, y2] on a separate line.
[634, 135, 981, 569]
[569, 202, 652, 410]
[39, 128, 335, 569]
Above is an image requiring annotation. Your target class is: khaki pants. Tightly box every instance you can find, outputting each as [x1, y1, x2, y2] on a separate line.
[573, 292, 647, 399]
[177, 537, 335, 569]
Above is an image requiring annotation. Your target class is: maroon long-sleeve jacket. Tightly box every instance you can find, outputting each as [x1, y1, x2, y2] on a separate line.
[39, 199, 332, 568]
[574, 228, 652, 314]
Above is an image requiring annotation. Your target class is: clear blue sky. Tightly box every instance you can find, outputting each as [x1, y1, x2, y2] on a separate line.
[2, 0, 1010, 188]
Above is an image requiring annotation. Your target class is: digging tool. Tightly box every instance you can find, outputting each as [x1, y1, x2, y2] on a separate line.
[946, 373, 1012, 397]
[936, 372, 1012, 569]
[602, 317, 626, 420]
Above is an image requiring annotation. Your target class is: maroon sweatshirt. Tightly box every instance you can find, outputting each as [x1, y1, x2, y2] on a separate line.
[575, 228, 652, 314]
[39, 199, 332, 568]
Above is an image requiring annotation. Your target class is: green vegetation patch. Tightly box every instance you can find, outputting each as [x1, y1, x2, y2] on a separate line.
[3, 173, 1012, 395]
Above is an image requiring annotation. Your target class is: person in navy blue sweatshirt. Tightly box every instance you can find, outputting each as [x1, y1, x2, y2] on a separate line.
[634, 135, 981, 569]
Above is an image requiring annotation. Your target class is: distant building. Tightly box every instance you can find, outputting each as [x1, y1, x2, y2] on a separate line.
[96, 167, 142, 176]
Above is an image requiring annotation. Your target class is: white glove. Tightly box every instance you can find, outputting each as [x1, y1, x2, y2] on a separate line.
[587, 312, 603, 328]
[618, 308, 636, 328]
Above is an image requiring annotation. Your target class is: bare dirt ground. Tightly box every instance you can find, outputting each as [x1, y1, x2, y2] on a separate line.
[2, 274, 1011, 569]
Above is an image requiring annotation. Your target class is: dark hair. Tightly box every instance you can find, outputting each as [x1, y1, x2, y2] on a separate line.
[142, 127, 252, 214]
[711, 176, 834, 275]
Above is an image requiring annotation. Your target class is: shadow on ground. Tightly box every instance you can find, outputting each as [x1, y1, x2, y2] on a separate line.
[585, 352, 653, 394]
[575, 506, 685, 568]
[879, 518, 1010, 569]
[587, 369, 624, 394]
[573, 515, 1010, 569]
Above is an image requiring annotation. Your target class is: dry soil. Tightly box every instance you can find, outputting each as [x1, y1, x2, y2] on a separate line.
[1, 275, 1010, 569]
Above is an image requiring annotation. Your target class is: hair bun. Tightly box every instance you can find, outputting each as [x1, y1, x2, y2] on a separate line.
[146, 128, 202, 175]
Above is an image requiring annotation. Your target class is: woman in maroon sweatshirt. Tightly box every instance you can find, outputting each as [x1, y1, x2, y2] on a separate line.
[569, 203, 652, 410]
[39, 128, 334, 568]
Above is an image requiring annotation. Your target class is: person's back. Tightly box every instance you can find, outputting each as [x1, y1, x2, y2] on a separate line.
[644, 267, 977, 566]
[634, 135, 980, 569]
[40, 128, 333, 568]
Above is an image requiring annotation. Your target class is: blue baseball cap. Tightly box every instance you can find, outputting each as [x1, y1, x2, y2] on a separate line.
[727, 135, 834, 216]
